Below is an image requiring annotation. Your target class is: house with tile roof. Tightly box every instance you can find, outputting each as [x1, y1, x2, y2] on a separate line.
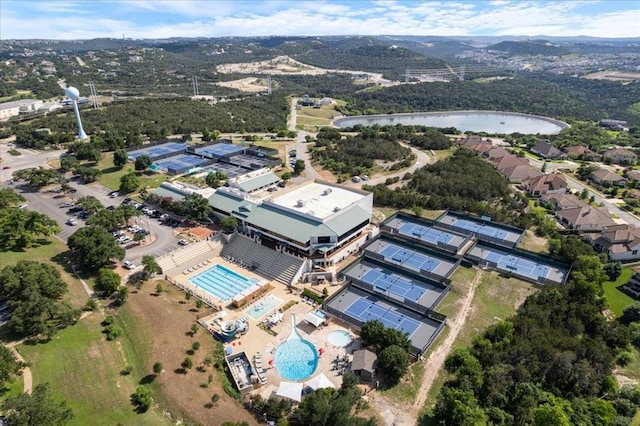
[555, 205, 616, 232]
[590, 224, 640, 261]
[500, 165, 542, 183]
[563, 145, 601, 161]
[603, 148, 638, 165]
[491, 154, 529, 173]
[522, 173, 568, 197]
[531, 141, 566, 160]
[590, 168, 626, 187]
[540, 193, 587, 211]
[483, 147, 510, 160]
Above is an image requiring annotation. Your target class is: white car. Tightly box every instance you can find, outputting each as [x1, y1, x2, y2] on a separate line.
[123, 261, 136, 270]
[66, 218, 78, 226]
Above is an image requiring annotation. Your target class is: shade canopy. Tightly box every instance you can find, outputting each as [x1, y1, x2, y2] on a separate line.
[276, 381, 303, 402]
[305, 373, 335, 390]
[303, 311, 325, 328]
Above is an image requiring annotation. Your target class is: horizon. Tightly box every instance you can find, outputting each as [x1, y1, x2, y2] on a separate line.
[1, 0, 639, 40]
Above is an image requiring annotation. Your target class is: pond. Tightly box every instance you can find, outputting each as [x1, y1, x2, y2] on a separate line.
[333, 110, 569, 135]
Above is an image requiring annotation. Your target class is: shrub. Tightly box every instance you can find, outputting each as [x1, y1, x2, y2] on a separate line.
[105, 325, 122, 341]
[102, 315, 115, 326]
[301, 288, 324, 304]
[121, 365, 133, 375]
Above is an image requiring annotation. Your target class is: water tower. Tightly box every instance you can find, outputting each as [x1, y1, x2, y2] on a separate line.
[65, 86, 88, 140]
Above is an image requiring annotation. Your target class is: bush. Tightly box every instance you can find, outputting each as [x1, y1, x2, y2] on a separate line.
[121, 365, 133, 375]
[132, 385, 153, 412]
[102, 315, 115, 326]
[617, 351, 634, 366]
[105, 325, 122, 341]
[301, 288, 324, 304]
[223, 381, 242, 400]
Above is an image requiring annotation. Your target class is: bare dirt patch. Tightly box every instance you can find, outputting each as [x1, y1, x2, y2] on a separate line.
[124, 282, 255, 425]
[217, 56, 326, 75]
[216, 77, 268, 93]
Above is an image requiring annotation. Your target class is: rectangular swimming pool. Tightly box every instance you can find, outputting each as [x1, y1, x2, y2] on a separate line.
[188, 264, 258, 302]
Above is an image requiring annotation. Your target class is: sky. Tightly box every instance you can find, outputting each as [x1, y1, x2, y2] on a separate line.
[1, 0, 639, 40]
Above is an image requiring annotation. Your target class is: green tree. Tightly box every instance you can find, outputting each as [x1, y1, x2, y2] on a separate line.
[74, 166, 102, 183]
[95, 268, 121, 296]
[220, 216, 238, 233]
[132, 385, 153, 412]
[113, 149, 128, 169]
[134, 155, 152, 172]
[377, 345, 409, 385]
[119, 172, 140, 194]
[67, 226, 125, 271]
[281, 171, 292, 183]
[86, 208, 126, 230]
[0, 188, 25, 209]
[181, 357, 193, 372]
[75, 196, 103, 214]
[192, 341, 201, 352]
[59, 156, 79, 172]
[0, 208, 60, 250]
[604, 261, 622, 281]
[0, 346, 25, 390]
[294, 159, 306, 175]
[1, 383, 74, 426]
[0, 261, 78, 337]
[115, 286, 129, 306]
[621, 302, 640, 324]
[434, 386, 488, 426]
[153, 362, 163, 375]
[180, 193, 210, 222]
[547, 236, 595, 264]
[141, 255, 162, 279]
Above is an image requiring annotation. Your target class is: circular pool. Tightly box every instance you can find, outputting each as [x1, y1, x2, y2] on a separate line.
[327, 330, 352, 347]
[334, 110, 569, 135]
[274, 314, 319, 381]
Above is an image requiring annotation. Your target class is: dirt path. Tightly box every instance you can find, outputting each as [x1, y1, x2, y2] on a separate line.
[411, 269, 484, 414]
[6, 343, 32, 395]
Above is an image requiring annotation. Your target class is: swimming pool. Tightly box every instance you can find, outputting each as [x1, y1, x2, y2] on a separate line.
[327, 330, 352, 347]
[274, 314, 318, 381]
[188, 264, 257, 302]
[247, 294, 284, 320]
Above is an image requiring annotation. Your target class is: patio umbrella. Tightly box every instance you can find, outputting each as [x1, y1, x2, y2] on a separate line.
[305, 373, 335, 390]
[276, 381, 303, 402]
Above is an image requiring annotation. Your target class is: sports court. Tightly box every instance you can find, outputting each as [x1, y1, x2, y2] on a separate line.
[154, 154, 213, 173]
[324, 285, 444, 355]
[466, 244, 568, 285]
[195, 144, 244, 158]
[343, 260, 445, 308]
[436, 212, 523, 247]
[384, 216, 469, 253]
[127, 142, 187, 160]
[364, 239, 458, 280]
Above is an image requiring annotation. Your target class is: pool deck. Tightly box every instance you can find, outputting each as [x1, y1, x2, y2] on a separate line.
[169, 253, 364, 392]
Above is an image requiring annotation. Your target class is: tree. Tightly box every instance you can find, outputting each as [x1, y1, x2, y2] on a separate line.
[360, 320, 386, 349]
[132, 385, 153, 412]
[115, 286, 129, 306]
[434, 386, 488, 426]
[95, 268, 121, 296]
[604, 261, 622, 281]
[0, 346, 25, 390]
[67, 226, 125, 271]
[141, 255, 162, 280]
[1, 383, 74, 426]
[59, 156, 79, 172]
[134, 155, 152, 172]
[220, 216, 238, 233]
[75, 196, 103, 214]
[113, 149, 128, 169]
[155, 283, 163, 294]
[119, 172, 140, 194]
[73, 166, 102, 183]
[281, 171, 292, 183]
[180, 193, 210, 222]
[205, 171, 226, 188]
[547, 236, 595, 264]
[541, 161, 549, 173]
[181, 357, 193, 372]
[152, 362, 163, 375]
[0, 261, 78, 337]
[377, 345, 409, 385]
[0, 208, 60, 251]
[86, 208, 126, 230]
[294, 159, 306, 175]
[0, 188, 25, 209]
[621, 303, 640, 324]
[192, 341, 201, 352]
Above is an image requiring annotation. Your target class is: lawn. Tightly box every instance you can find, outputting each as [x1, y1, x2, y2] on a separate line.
[96, 153, 169, 192]
[0, 376, 24, 403]
[298, 105, 339, 120]
[18, 314, 169, 426]
[604, 267, 636, 318]
[518, 229, 549, 254]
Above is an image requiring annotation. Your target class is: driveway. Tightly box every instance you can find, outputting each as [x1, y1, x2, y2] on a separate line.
[0, 144, 65, 183]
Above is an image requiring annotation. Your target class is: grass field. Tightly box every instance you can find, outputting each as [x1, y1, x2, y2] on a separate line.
[518, 229, 549, 254]
[0, 376, 24, 403]
[604, 267, 636, 318]
[96, 153, 168, 192]
[18, 314, 169, 426]
[418, 271, 535, 421]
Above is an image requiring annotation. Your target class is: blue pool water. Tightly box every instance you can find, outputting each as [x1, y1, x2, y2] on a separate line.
[247, 294, 284, 321]
[188, 264, 257, 302]
[327, 330, 352, 347]
[274, 314, 318, 381]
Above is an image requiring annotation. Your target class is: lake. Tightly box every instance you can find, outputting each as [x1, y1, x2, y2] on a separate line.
[333, 110, 569, 135]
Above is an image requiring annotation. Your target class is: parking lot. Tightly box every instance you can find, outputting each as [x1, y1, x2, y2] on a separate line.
[8, 180, 185, 264]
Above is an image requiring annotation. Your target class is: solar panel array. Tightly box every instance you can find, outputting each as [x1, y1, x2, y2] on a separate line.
[345, 298, 421, 337]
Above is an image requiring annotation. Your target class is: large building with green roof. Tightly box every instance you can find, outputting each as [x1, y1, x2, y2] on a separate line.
[209, 180, 374, 266]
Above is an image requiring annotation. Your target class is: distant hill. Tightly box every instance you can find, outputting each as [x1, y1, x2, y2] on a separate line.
[486, 39, 569, 56]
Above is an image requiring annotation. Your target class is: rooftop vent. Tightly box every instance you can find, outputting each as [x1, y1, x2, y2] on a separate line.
[322, 188, 332, 195]
[333, 206, 341, 212]
[296, 200, 306, 207]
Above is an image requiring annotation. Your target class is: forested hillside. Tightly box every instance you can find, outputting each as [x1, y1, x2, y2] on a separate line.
[338, 76, 640, 126]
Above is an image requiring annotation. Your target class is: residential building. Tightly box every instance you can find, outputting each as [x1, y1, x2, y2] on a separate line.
[591, 224, 640, 261]
[531, 141, 566, 159]
[491, 154, 529, 172]
[563, 145, 601, 161]
[483, 147, 510, 160]
[555, 205, 616, 231]
[540, 193, 587, 211]
[599, 119, 629, 131]
[603, 148, 638, 165]
[501, 164, 542, 183]
[590, 168, 626, 187]
[522, 173, 567, 197]
[625, 170, 640, 183]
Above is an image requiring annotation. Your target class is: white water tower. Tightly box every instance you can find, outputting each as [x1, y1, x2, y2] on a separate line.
[65, 86, 88, 140]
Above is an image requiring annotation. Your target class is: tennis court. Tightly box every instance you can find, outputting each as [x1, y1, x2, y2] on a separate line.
[399, 222, 454, 245]
[195, 144, 244, 158]
[361, 269, 426, 301]
[345, 298, 421, 337]
[128, 142, 186, 160]
[436, 213, 523, 247]
[364, 239, 458, 279]
[468, 245, 568, 284]
[154, 154, 212, 173]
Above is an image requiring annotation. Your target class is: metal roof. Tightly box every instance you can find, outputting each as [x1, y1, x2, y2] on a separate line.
[234, 172, 280, 193]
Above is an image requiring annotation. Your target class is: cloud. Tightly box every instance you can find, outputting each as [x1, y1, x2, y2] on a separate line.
[1, 0, 639, 39]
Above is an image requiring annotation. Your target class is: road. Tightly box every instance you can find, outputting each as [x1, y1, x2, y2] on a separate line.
[0, 143, 66, 184]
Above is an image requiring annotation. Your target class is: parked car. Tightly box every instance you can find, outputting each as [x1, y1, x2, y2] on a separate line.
[123, 261, 136, 270]
[108, 191, 120, 198]
[178, 239, 189, 246]
[66, 218, 78, 226]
